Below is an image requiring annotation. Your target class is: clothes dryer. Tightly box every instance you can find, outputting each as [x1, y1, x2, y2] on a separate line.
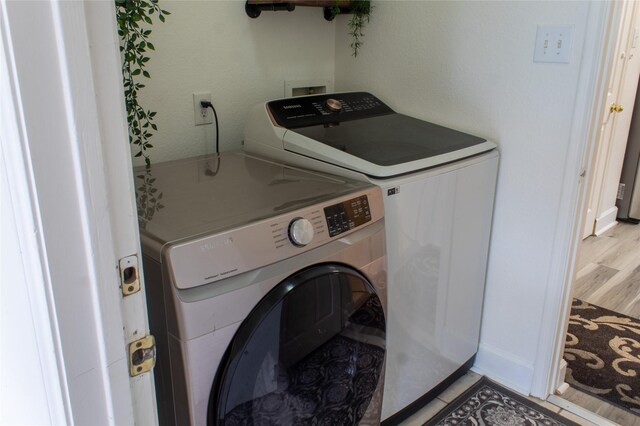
[138, 152, 387, 425]
[244, 92, 499, 424]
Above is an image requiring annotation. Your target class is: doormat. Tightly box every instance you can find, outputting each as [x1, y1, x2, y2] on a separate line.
[424, 377, 579, 426]
[564, 298, 640, 415]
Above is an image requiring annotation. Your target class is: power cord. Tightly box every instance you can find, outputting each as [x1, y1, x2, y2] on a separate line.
[200, 100, 219, 155]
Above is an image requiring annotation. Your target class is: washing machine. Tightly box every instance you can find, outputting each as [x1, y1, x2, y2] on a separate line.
[243, 92, 499, 424]
[138, 152, 387, 425]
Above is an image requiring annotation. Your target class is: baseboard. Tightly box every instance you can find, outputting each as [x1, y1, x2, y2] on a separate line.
[594, 207, 618, 236]
[555, 359, 568, 393]
[472, 343, 534, 396]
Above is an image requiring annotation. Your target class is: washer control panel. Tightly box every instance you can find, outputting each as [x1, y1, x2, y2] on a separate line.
[267, 92, 394, 129]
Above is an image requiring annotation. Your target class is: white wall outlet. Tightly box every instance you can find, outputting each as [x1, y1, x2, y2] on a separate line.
[193, 91, 213, 126]
[534, 25, 573, 64]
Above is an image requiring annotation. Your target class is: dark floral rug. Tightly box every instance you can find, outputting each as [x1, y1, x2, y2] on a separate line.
[424, 377, 578, 426]
[564, 298, 640, 414]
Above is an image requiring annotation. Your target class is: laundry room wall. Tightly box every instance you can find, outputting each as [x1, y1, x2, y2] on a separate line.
[333, 1, 599, 394]
[134, 1, 336, 166]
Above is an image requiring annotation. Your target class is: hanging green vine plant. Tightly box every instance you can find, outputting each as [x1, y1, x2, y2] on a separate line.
[115, 0, 170, 167]
[331, 0, 373, 57]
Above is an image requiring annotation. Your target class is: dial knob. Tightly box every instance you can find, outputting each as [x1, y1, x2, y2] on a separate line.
[288, 218, 314, 247]
[325, 98, 343, 112]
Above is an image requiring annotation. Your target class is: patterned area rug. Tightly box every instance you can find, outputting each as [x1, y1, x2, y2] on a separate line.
[424, 377, 578, 426]
[564, 298, 640, 414]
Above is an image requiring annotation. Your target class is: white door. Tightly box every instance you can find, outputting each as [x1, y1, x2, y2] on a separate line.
[583, 0, 640, 238]
[1, 1, 156, 424]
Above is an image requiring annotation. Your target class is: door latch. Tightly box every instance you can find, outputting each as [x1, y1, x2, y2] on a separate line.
[129, 335, 156, 377]
[119, 255, 140, 296]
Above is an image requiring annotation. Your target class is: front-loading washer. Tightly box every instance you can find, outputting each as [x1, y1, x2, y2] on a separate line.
[243, 92, 499, 424]
[138, 152, 387, 425]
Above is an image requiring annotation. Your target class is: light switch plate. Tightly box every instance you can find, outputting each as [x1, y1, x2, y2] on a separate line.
[534, 25, 573, 63]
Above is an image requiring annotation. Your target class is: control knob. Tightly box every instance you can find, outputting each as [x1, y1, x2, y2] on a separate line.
[288, 217, 314, 247]
[325, 98, 342, 112]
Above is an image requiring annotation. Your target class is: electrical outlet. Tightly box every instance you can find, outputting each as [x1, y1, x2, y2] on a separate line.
[534, 25, 573, 63]
[193, 92, 213, 126]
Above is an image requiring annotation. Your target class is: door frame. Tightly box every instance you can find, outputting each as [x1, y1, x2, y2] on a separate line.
[1, 1, 156, 424]
[530, 0, 625, 399]
[582, 1, 640, 239]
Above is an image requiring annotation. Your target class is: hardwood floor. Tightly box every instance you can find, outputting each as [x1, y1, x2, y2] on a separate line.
[574, 221, 640, 318]
[562, 221, 640, 424]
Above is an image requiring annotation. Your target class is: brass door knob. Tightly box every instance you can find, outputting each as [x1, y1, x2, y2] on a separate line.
[610, 103, 624, 113]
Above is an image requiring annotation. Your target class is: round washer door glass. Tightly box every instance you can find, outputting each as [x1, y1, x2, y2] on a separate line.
[210, 264, 386, 426]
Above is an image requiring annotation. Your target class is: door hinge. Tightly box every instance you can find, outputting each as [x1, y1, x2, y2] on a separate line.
[618, 183, 626, 200]
[119, 254, 140, 296]
[128, 335, 156, 377]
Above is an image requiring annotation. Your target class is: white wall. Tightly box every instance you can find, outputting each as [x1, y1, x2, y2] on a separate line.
[334, 1, 595, 393]
[135, 0, 336, 165]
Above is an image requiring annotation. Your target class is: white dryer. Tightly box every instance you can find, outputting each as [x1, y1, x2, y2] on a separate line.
[244, 92, 499, 424]
[138, 152, 387, 425]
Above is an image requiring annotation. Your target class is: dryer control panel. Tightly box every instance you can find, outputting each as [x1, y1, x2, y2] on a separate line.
[324, 195, 371, 237]
[166, 186, 384, 289]
[270, 194, 372, 249]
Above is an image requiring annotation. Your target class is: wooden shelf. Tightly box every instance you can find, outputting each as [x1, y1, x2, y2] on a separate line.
[245, 0, 355, 20]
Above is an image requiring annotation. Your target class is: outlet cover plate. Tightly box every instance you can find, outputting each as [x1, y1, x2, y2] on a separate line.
[193, 92, 213, 126]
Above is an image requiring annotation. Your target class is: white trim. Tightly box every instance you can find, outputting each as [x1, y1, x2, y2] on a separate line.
[472, 343, 533, 396]
[555, 359, 568, 394]
[594, 207, 619, 235]
[0, 2, 70, 422]
[2, 1, 144, 423]
[83, 2, 159, 422]
[530, 1, 621, 399]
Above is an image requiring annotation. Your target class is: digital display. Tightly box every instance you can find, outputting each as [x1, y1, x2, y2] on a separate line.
[324, 195, 372, 237]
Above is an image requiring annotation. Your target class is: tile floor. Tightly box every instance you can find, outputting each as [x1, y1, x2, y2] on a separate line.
[399, 372, 599, 425]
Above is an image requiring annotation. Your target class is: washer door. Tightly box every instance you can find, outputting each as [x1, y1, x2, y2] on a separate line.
[209, 263, 386, 426]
